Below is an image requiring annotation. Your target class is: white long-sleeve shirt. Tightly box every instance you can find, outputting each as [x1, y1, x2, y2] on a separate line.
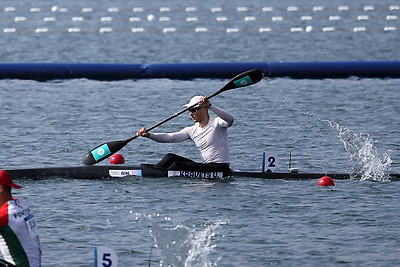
[148, 105, 234, 164]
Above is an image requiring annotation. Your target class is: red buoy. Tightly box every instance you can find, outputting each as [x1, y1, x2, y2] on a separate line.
[109, 154, 125, 165]
[317, 176, 335, 186]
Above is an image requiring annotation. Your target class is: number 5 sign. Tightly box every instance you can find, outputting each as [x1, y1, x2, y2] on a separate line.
[94, 246, 118, 267]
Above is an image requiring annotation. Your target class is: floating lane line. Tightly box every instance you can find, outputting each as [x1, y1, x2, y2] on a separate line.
[1, 26, 399, 34]
[6, 14, 396, 25]
[2, 5, 400, 14]
[1, 4, 399, 34]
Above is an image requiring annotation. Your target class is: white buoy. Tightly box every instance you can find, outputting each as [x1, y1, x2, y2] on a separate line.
[147, 14, 155, 21]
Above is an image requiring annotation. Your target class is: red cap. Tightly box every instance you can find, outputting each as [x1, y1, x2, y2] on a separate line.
[0, 170, 22, 189]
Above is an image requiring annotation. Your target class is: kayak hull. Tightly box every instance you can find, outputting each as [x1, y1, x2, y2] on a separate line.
[6, 165, 400, 180]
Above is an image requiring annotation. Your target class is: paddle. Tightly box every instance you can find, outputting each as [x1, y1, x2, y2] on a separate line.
[82, 69, 264, 165]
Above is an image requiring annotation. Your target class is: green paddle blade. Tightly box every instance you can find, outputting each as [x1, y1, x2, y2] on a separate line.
[209, 69, 264, 98]
[82, 139, 129, 165]
[224, 69, 264, 90]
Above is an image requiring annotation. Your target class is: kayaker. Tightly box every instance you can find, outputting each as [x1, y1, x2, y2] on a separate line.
[136, 96, 234, 170]
[0, 170, 41, 267]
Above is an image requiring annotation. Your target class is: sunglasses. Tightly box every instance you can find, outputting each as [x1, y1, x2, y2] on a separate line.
[188, 107, 201, 114]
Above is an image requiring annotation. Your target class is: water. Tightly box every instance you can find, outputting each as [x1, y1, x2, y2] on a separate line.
[1, 0, 400, 266]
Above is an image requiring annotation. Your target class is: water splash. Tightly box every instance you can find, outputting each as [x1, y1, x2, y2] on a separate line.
[282, 96, 393, 182]
[325, 120, 392, 182]
[150, 221, 226, 267]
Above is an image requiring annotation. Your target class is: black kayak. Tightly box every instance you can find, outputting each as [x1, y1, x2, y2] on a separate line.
[6, 165, 400, 180]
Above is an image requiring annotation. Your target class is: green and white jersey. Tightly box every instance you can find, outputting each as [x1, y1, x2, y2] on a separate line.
[0, 198, 41, 267]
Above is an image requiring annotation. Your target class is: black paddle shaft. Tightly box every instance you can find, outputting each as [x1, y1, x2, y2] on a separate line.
[82, 69, 264, 165]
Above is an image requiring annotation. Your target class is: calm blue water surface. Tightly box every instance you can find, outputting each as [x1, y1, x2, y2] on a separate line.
[0, 0, 400, 266]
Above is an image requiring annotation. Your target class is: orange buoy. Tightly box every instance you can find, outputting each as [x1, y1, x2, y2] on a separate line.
[317, 176, 335, 186]
[109, 154, 125, 164]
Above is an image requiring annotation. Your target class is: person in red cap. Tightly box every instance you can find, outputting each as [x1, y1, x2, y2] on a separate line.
[0, 170, 41, 267]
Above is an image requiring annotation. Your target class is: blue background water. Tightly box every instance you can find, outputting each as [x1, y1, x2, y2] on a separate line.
[1, 1, 400, 266]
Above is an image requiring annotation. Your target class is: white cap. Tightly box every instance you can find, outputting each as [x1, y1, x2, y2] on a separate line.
[183, 95, 202, 108]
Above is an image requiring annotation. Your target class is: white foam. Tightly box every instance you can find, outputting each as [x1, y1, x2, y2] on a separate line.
[327, 120, 392, 182]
